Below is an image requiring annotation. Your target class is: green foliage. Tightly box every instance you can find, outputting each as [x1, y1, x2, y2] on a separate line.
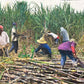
[0, 71, 4, 80]
[18, 51, 23, 58]
[18, 44, 35, 59]
[18, 44, 28, 58]
[5, 61, 14, 64]
[0, 1, 84, 40]
[30, 44, 35, 58]
[35, 33, 38, 43]
[15, 1, 27, 26]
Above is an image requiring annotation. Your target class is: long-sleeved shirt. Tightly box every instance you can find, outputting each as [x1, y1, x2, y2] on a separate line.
[11, 27, 18, 41]
[60, 28, 69, 42]
[35, 44, 51, 54]
[48, 32, 59, 39]
[58, 41, 76, 54]
[0, 31, 10, 47]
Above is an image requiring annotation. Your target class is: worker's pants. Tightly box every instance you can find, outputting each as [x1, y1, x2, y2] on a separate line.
[0, 48, 9, 57]
[55, 38, 59, 44]
[59, 50, 76, 66]
[9, 41, 18, 53]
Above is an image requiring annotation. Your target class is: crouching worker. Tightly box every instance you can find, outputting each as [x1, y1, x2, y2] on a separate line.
[58, 39, 77, 69]
[34, 36, 52, 58]
[0, 25, 10, 56]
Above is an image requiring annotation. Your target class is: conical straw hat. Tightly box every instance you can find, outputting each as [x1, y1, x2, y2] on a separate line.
[37, 36, 47, 44]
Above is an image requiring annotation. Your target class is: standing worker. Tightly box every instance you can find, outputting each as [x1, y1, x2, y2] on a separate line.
[9, 22, 18, 53]
[0, 25, 10, 56]
[60, 27, 69, 43]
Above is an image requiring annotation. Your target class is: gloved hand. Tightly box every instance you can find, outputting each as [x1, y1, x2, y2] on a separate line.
[73, 53, 77, 58]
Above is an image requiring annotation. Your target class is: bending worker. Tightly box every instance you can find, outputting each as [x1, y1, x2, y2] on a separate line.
[58, 39, 77, 69]
[34, 35, 52, 58]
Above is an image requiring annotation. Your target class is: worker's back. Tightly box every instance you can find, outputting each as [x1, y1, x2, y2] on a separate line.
[60, 27, 69, 42]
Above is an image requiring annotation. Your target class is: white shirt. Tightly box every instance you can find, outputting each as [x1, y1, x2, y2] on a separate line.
[0, 31, 9, 47]
[11, 27, 18, 41]
[48, 32, 58, 39]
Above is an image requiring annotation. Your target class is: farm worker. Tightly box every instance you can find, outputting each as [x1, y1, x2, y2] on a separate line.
[0, 25, 10, 56]
[34, 35, 52, 58]
[58, 39, 77, 69]
[9, 22, 18, 53]
[60, 27, 69, 43]
[47, 31, 59, 44]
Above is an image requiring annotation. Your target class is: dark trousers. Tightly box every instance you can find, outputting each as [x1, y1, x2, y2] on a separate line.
[0, 48, 9, 57]
[9, 41, 18, 53]
[55, 38, 59, 44]
[59, 50, 76, 66]
[41, 49, 51, 58]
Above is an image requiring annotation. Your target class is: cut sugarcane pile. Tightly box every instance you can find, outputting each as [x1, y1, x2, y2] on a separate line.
[0, 58, 84, 84]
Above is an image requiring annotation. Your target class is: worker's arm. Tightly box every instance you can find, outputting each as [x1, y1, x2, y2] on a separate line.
[13, 33, 18, 37]
[71, 43, 77, 58]
[5, 32, 10, 43]
[47, 33, 52, 35]
[35, 45, 41, 53]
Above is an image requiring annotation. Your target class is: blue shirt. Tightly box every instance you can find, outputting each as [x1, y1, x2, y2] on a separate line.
[35, 44, 51, 54]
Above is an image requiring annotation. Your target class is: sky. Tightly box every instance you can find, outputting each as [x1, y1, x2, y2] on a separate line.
[0, 0, 84, 12]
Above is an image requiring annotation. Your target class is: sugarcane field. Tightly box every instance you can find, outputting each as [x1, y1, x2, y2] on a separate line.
[0, 0, 84, 84]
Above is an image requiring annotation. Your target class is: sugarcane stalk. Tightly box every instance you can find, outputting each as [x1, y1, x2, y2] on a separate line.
[28, 62, 78, 79]
[77, 57, 84, 68]
[9, 77, 21, 84]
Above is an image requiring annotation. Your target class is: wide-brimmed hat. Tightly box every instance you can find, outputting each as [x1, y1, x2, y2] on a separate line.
[37, 36, 47, 44]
